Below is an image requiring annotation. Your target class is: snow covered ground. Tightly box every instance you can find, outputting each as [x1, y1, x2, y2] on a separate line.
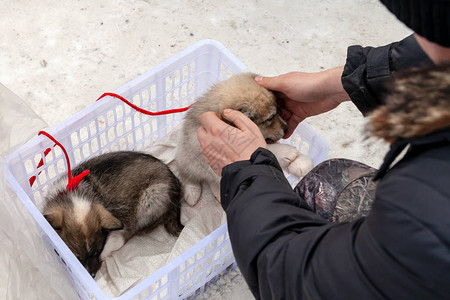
[0, 1, 411, 299]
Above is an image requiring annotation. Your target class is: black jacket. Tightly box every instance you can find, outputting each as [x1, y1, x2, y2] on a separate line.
[220, 42, 450, 299]
[341, 34, 433, 115]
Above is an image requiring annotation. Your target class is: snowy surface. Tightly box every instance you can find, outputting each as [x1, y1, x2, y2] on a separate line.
[0, 1, 411, 299]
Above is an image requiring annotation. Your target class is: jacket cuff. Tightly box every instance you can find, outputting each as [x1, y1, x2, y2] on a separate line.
[220, 147, 291, 210]
[342, 34, 433, 115]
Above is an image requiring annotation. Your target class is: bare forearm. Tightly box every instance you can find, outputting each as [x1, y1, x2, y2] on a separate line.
[319, 66, 351, 104]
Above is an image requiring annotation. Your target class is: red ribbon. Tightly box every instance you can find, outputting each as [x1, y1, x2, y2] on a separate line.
[97, 92, 191, 115]
[29, 147, 51, 187]
[36, 131, 90, 191]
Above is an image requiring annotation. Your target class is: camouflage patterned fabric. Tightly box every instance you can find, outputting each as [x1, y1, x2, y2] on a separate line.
[294, 159, 377, 223]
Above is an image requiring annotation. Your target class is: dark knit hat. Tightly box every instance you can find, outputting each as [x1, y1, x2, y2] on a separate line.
[380, 0, 450, 47]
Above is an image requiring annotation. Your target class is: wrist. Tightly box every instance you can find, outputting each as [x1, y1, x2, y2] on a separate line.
[320, 66, 350, 104]
[414, 33, 450, 65]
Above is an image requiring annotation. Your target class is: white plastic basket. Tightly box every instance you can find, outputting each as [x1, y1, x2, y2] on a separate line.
[5, 39, 329, 299]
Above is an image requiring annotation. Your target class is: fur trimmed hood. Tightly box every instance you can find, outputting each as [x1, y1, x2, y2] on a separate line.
[368, 63, 450, 143]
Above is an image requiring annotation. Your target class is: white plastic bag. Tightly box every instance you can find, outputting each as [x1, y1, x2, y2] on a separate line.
[0, 83, 78, 300]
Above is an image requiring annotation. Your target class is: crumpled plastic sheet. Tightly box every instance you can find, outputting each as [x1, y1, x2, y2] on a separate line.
[0, 83, 78, 300]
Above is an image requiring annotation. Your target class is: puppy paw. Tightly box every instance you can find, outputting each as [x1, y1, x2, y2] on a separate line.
[286, 153, 314, 178]
[209, 181, 221, 202]
[183, 183, 202, 206]
[100, 231, 125, 260]
[268, 143, 314, 178]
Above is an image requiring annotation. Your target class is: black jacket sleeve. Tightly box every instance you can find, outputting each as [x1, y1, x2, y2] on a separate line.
[341, 34, 433, 115]
[220, 147, 450, 300]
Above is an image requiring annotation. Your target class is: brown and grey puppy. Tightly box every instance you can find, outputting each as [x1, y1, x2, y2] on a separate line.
[176, 72, 313, 200]
[42, 151, 183, 277]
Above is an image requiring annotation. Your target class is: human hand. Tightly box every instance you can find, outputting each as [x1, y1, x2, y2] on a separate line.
[197, 109, 268, 176]
[255, 66, 350, 138]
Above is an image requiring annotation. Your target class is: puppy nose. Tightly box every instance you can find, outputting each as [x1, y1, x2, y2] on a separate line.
[283, 126, 288, 135]
[87, 256, 101, 278]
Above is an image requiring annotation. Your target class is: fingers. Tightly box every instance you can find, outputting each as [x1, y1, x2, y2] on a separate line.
[277, 105, 292, 121]
[255, 75, 282, 91]
[196, 123, 207, 138]
[199, 109, 262, 140]
[284, 118, 298, 139]
[222, 109, 259, 133]
[198, 110, 259, 136]
[199, 112, 226, 134]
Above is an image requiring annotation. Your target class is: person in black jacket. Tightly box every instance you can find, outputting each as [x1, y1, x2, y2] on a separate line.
[197, 1, 450, 299]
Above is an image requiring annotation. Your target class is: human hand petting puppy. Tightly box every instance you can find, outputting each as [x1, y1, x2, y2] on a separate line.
[255, 66, 350, 138]
[197, 109, 268, 176]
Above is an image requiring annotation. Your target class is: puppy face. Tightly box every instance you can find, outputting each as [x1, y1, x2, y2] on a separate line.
[218, 73, 288, 143]
[235, 89, 287, 143]
[43, 195, 123, 277]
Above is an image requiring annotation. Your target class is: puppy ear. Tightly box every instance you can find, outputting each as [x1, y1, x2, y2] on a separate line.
[93, 204, 123, 231]
[221, 107, 254, 128]
[237, 107, 254, 120]
[44, 207, 64, 230]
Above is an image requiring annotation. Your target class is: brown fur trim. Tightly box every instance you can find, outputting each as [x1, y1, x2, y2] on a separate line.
[368, 63, 450, 143]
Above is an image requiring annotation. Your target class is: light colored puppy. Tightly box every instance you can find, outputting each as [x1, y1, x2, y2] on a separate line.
[175, 72, 314, 201]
